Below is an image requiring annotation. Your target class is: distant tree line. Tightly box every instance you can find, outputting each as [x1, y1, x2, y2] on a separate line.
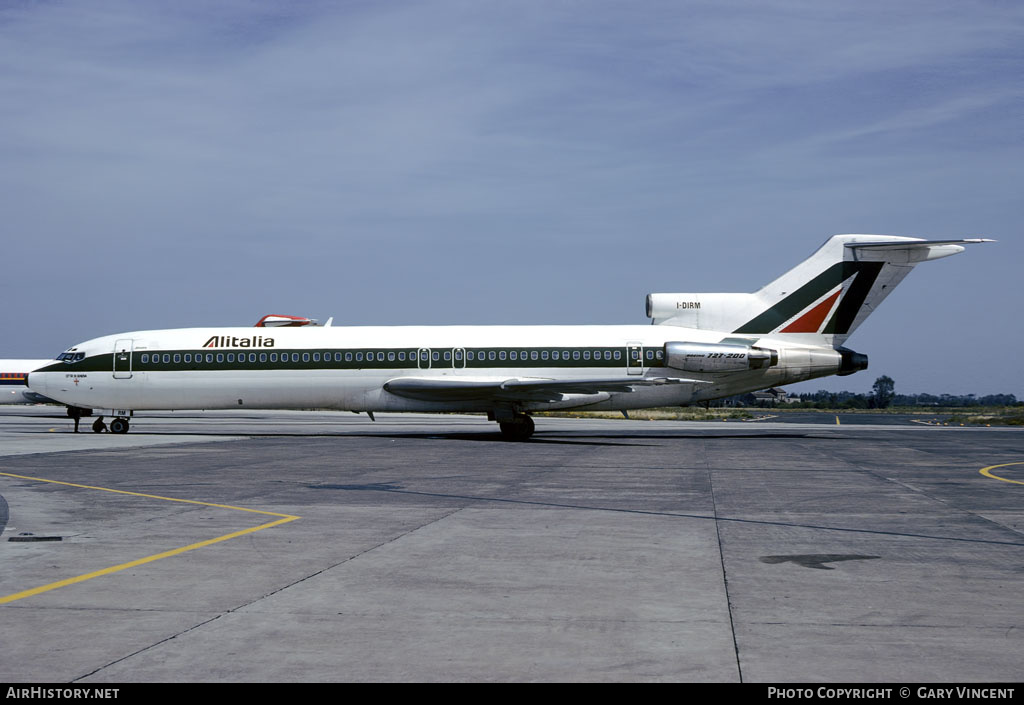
[791, 390, 1019, 409]
[716, 374, 1019, 409]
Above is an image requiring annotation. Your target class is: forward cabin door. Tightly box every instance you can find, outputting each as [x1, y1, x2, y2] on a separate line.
[113, 339, 134, 379]
[453, 347, 466, 372]
[626, 341, 644, 375]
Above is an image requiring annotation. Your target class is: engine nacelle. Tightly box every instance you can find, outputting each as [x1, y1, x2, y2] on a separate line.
[664, 342, 778, 373]
[646, 292, 762, 328]
[837, 347, 869, 376]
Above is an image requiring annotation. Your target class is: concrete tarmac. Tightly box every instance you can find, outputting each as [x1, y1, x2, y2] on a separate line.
[0, 407, 1022, 682]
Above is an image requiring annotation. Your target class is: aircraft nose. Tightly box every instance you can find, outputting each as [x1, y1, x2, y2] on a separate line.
[27, 372, 48, 396]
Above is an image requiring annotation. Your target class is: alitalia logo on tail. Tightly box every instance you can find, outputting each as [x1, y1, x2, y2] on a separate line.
[203, 335, 275, 348]
[733, 261, 884, 335]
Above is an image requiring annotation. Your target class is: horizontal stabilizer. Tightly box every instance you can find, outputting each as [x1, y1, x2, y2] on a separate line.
[846, 238, 994, 249]
[845, 238, 995, 263]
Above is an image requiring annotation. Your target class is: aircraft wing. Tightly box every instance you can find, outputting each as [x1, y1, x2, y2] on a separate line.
[383, 375, 708, 403]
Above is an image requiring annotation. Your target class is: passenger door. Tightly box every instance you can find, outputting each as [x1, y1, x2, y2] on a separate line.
[417, 347, 431, 370]
[626, 342, 644, 375]
[113, 339, 134, 379]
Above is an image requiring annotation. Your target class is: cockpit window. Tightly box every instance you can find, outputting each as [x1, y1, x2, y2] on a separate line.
[56, 352, 85, 363]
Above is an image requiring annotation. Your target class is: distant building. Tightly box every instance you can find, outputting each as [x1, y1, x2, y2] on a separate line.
[750, 388, 796, 405]
[718, 387, 795, 407]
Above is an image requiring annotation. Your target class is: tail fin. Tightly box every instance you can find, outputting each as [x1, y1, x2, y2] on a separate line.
[647, 235, 992, 348]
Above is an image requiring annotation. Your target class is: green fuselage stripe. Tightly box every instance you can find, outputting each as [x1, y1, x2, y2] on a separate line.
[39, 345, 661, 375]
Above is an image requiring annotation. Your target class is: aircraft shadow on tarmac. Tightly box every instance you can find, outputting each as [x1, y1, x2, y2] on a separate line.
[305, 483, 1024, 549]
[25, 421, 840, 449]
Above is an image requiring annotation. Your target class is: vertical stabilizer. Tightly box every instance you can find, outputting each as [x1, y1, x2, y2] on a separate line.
[648, 235, 991, 348]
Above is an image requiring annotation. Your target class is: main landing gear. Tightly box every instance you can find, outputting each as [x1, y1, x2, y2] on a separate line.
[109, 417, 130, 434]
[497, 414, 534, 442]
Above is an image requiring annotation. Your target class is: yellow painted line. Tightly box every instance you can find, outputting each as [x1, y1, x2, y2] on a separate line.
[0, 472, 300, 605]
[979, 462, 1024, 486]
[835, 415, 840, 425]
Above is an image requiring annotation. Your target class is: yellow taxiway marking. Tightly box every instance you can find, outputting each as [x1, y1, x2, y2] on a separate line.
[0, 472, 300, 605]
[835, 415, 841, 425]
[979, 462, 1024, 486]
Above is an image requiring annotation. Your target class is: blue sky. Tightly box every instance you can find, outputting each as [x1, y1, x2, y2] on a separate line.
[2, 1, 1021, 396]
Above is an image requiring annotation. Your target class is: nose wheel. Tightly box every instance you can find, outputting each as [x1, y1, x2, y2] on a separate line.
[110, 417, 130, 434]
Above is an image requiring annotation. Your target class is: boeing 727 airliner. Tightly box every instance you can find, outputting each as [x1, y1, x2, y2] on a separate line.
[28, 235, 990, 439]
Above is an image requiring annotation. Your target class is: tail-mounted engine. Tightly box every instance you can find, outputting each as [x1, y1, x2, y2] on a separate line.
[837, 347, 869, 376]
[664, 342, 778, 373]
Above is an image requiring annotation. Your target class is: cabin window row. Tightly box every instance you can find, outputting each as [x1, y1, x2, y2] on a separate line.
[139, 352, 355, 364]
[136, 348, 665, 365]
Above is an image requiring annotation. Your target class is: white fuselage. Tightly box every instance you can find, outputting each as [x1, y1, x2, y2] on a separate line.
[27, 325, 843, 414]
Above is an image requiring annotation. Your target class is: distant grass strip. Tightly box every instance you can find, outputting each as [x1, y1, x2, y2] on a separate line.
[538, 406, 1024, 425]
[536, 408, 755, 421]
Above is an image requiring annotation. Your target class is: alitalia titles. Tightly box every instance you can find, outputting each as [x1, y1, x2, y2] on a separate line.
[203, 335, 275, 348]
